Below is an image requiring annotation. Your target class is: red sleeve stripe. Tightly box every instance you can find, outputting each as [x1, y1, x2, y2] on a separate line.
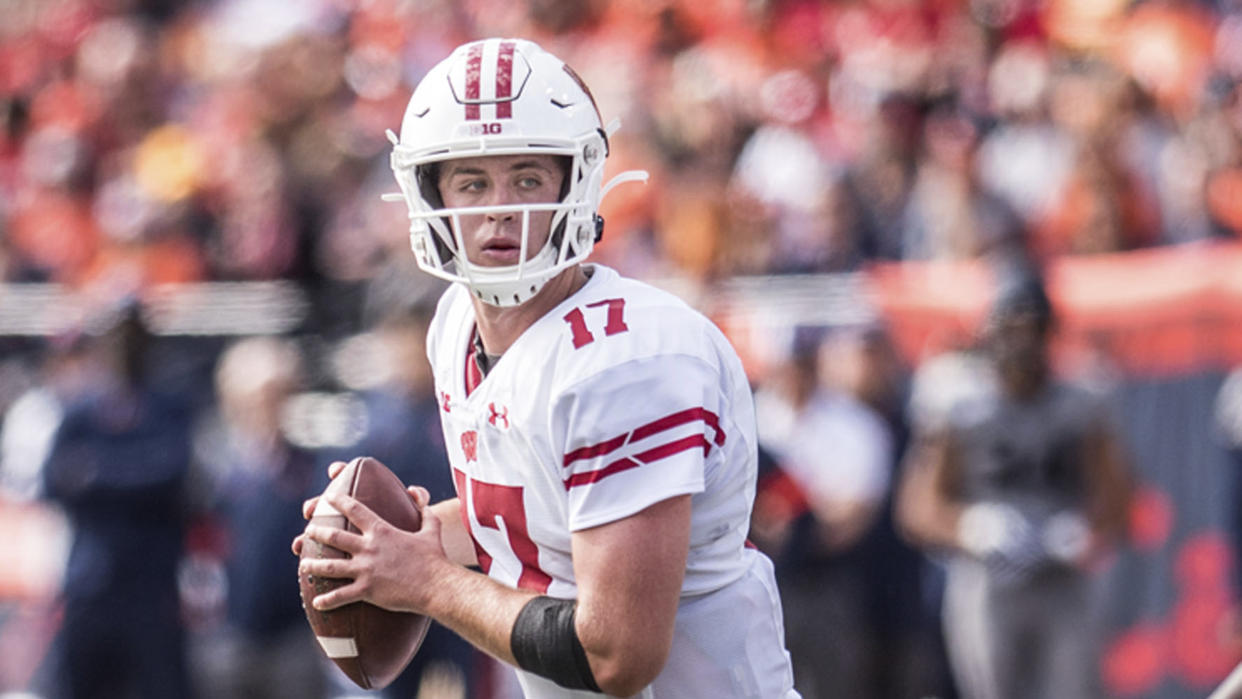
[564, 434, 710, 490]
[562, 407, 724, 468]
[632, 407, 725, 447]
[634, 433, 712, 463]
[561, 432, 629, 465]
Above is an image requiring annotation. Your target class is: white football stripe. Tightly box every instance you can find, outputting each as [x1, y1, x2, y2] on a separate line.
[313, 497, 342, 518]
[479, 40, 499, 104]
[317, 635, 359, 658]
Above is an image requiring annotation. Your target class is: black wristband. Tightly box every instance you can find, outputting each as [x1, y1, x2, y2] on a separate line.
[510, 596, 602, 693]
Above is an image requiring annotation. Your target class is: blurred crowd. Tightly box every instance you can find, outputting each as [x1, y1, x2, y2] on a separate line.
[2, 0, 1242, 697]
[2, 0, 1242, 295]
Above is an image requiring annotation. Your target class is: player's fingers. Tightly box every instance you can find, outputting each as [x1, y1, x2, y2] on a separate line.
[313, 581, 364, 611]
[325, 491, 382, 530]
[300, 556, 353, 580]
[327, 460, 349, 479]
[291, 532, 306, 557]
[304, 523, 365, 554]
[407, 486, 431, 509]
[302, 496, 320, 521]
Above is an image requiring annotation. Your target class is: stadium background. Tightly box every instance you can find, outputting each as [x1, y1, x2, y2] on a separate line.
[1, 0, 1242, 697]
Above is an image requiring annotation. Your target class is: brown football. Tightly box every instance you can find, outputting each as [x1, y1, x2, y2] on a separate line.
[299, 456, 431, 689]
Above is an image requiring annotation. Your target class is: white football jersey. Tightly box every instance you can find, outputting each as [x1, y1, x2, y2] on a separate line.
[426, 264, 797, 699]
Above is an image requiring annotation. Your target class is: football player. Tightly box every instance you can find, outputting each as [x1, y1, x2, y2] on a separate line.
[294, 38, 798, 698]
[896, 270, 1132, 699]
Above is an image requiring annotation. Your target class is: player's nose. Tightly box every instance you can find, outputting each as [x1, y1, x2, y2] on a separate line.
[484, 184, 520, 222]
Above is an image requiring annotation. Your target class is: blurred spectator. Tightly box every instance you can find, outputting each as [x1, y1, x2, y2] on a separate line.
[820, 325, 958, 699]
[895, 268, 1132, 699]
[840, 95, 920, 262]
[189, 336, 326, 698]
[36, 301, 196, 699]
[3, 0, 1242, 297]
[752, 326, 893, 699]
[0, 362, 64, 502]
[900, 105, 1024, 262]
[1216, 366, 1242, 620]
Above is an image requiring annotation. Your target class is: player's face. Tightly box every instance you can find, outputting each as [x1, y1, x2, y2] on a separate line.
[437, 154, 565, 267]
[987, 311, 1049, 380]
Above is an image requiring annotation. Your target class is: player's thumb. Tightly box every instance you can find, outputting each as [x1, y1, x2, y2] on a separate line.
[418, 500, 443, 540]
[407, 485, 431, 510]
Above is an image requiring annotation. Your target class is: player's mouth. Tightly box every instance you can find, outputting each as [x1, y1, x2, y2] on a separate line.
[479, 237, 523, 265]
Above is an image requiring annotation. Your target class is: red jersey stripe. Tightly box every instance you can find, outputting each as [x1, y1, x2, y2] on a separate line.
[564, 457, 641, 489]
[562, 432, 629, 466]
[452, 468, 492, 572]
[562, 407, 725, 467]
[495, 41, 515, 119]
[464, 43, 483, 121]
[633, 407, 725, 447]
[634, 434, 711, 463]
[563, 434, 710, 490]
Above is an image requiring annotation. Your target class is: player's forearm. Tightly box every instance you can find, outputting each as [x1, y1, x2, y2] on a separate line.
[900, 495, 968, 550]
[895, 462, 967, 550]
[1086, 430, 1134, 543]
[420, 561, 535, 666]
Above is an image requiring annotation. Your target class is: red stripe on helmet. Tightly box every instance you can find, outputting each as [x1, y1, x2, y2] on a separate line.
[495, 41, 515, 119]
[464, 43, 483, 120]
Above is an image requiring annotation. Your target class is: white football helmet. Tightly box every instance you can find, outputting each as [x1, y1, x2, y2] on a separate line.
[388, 38, 647, 307]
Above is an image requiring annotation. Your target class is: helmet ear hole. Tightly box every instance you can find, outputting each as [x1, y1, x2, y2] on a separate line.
[415, 162, 455, 263]
[555, 155, 573, 202]
[416, 163, 444, 209]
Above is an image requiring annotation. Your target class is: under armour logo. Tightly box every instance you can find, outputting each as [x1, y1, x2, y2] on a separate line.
[488, 403, 509, 429]
[440, 391, 452, 413]
[461, 430, 478, 462]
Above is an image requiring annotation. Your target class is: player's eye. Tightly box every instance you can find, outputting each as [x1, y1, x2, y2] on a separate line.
[515, 174, 543, 190]
[456, 178, 487, 194]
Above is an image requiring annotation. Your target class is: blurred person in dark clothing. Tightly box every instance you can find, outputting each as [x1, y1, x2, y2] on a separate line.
[900, 106, 1026, 262]
[896, 269, 1132, 699]
[190, 336, 327, 698]
[1215, 366, 1242, 627]
[752, 326, 893, 699]
[37, 301, 196, 699]
[821, 326, 958, 699]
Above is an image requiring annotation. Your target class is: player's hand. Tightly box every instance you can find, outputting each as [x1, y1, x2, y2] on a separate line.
[958, 502, 1048, 584]
[291, 460, 350, 557]
[299, 488, 449, 614]
[1041, 510, 1093, 569]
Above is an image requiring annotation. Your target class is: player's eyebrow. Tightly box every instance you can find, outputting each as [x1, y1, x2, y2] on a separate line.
[505, 160, 555, 173]
[442, 165, 486, 179]
[443, 160, 555, 179]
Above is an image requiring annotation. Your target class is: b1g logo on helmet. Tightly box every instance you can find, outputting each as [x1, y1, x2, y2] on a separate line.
[451, 39, 530, 121]
[468, 122, 505, 136]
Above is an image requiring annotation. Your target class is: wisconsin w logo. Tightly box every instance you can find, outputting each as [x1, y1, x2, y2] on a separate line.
[461, 430, 478, 462]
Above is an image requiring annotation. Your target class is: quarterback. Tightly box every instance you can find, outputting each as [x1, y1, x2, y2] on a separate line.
[295, 38, 799, 698]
